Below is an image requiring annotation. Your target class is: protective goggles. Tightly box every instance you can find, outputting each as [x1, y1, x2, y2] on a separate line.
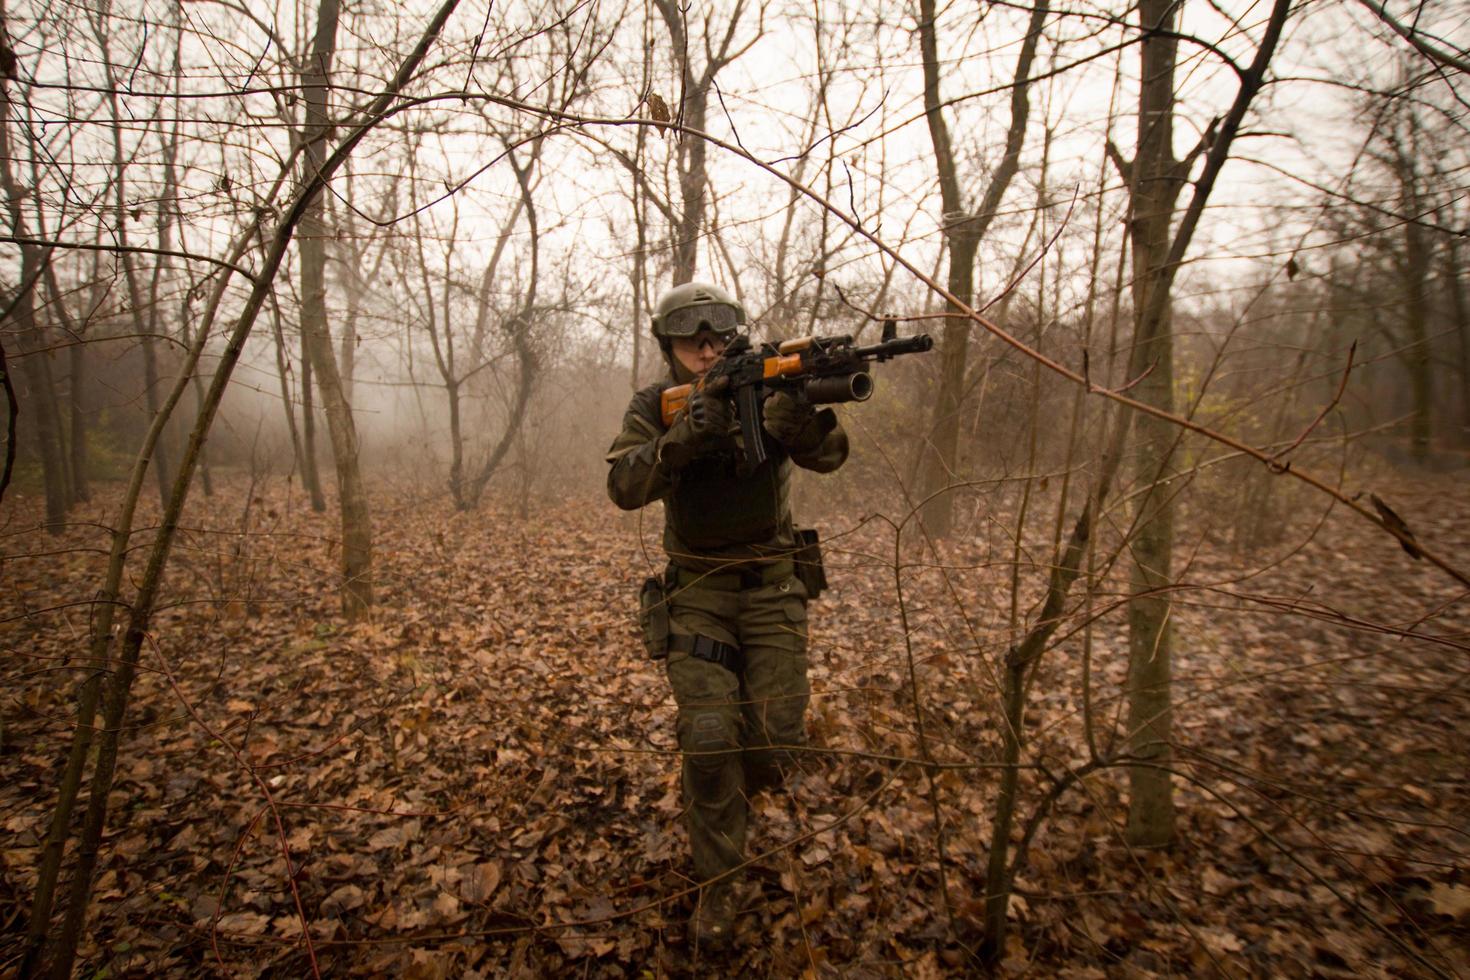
[661, 302, 742, 337]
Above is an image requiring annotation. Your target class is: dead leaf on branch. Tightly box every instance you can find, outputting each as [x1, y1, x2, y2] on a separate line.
[646, 92, 670, 125]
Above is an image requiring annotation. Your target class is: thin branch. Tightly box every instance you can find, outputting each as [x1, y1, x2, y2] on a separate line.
[1269, 340, 1357, 467]
[1355, 0, 1470, 75]
[0, 235, 257, 281]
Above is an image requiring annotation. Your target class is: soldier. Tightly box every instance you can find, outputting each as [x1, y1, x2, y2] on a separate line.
[606, 281, 848, 947]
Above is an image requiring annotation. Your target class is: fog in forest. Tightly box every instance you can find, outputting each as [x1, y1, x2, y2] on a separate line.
[2, 0, 1468, 974]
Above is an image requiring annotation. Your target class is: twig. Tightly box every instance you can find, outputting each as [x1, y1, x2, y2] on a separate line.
[0, 234, 257, 280]
[977, 183, 1080, 315]
[1269, 339, 1356, 467]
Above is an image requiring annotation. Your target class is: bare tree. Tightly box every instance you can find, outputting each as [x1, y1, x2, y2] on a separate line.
[652, 0, 763, 284]
[89, 0, 180, 510]
[913, 0, 1049, 537]
[299, 0, 373, 617]
[0, 18, 65, 530]
[1106, 0, 1292, 847]
[1444, 234, 1470, 441]
[19, 5, 462, 972]
[1321, 67, 1469, 461]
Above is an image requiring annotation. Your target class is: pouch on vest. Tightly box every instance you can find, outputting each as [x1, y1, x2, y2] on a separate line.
[794, 527, 828, 599]
[638, 576, 671, 659]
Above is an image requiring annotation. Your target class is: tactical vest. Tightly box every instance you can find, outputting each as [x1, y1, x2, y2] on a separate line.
[666, 444, 787, 550]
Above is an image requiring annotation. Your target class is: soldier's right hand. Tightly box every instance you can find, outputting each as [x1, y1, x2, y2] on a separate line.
[659, 387, 732, 468]
[686, 387, 732, 443]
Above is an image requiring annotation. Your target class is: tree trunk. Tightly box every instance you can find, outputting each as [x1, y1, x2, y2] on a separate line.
[336, 171, 364, 406]
[1402, 214, 1432, 460]
[1108, 0, 1293, 847]
[1120, 0, 1186, 849]
[267, 285, 312, 495]
[0, 337, 17, 506]
[631, 131, 648, 388]
[1109, 22, 1289, 834]
[0, 74, 66, 531]
[11, 259, 66, 531]
[672, 85, 708, 285]
[915, 230, 980, 536]
[339, 292, 358, 405]
[465, 335, 535, 508]
[299, 0, 373, 616]
[92, 6, 175, 510]
[21, 200, 75, 510]
[151, 26, 213, 503]
[406, 151, 467, 508]
[32, 329, 73, 506]
[1444, 237, 1470, 444]
[446, 379, 465, 507]
[189, 374, 214, 497]
[652, 0, 753, 286]
[655, 0, 707, 284]
[40, 257, 91, 505]
[300, 331, 327, 510]
[913, 0, 1046, 536]
[67, 339, 90, 502]
[466, 149, 540, 508]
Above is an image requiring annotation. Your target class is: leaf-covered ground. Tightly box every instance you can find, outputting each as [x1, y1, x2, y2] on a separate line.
[2, 465, 1467, 977]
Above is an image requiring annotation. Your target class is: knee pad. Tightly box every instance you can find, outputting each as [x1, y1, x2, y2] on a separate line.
[683, 710, 740, 802]
[685, 710, 739, 767]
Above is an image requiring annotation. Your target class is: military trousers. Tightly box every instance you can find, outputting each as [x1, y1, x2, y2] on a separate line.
[663, 564, 811, 884]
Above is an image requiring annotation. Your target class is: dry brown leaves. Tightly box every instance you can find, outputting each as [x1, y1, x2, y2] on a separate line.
[1, 465, 1467, 977]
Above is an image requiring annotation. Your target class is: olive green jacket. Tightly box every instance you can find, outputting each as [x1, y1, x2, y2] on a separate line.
[606, 380, 848, 570]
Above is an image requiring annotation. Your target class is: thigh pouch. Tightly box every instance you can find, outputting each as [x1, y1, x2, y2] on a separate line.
[638, 576, 670, 659]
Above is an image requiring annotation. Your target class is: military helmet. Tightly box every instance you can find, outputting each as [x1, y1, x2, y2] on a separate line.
[650, 281, 746, 341]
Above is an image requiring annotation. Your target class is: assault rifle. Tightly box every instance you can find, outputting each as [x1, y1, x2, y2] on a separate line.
[660, 318, 934, 468]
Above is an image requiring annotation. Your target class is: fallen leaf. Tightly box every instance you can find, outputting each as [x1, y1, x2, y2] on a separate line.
[1427, 882, 1470, 919]
[215, 911, 270, 935]
[322, 884, 367, 914]
[460, 862, 502, 904]
[432, 891, 463, 922]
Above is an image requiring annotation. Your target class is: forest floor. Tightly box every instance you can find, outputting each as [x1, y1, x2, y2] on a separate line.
[1, 462, 1468, 978]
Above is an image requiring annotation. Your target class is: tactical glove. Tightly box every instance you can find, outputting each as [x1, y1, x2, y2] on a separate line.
[687, 386, 733, 441]
[763, 391, 821, 448]
[658, 387, 732, 468]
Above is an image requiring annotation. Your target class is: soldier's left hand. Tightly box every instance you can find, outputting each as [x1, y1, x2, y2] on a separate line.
[763, 391, 816, 446]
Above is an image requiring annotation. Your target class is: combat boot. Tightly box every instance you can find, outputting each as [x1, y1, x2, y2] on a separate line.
[689, 878, 739, 948]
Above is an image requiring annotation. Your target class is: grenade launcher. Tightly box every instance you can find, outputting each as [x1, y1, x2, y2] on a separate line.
[660, 318, 934, 469]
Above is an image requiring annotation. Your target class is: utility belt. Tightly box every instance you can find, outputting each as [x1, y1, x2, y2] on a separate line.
[665, 559, 794, 593]
[636, 530, 827, 669]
